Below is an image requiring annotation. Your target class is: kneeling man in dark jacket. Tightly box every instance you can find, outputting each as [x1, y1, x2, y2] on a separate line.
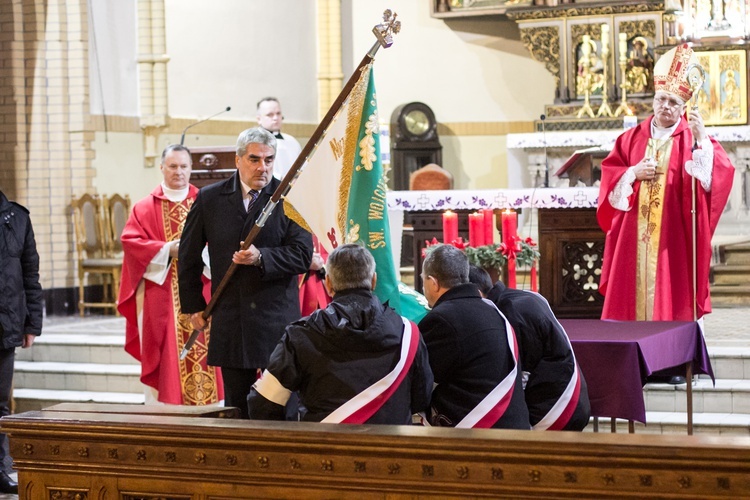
[419, 244, 529, 429]
[248, 243, 433, 424]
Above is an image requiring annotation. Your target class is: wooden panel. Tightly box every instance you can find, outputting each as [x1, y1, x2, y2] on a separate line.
[189, 146, 236, 188]
[539, 208, 605, 318]
[3, 410, 750, 499]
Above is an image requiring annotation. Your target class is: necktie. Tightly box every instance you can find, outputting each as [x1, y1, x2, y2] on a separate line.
[247, 189, 259, 213]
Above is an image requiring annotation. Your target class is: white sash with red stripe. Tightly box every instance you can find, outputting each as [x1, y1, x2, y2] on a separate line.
[321, 316, 419, 424]
[528, 291, 582, 431]
[456, 299, 520, 429]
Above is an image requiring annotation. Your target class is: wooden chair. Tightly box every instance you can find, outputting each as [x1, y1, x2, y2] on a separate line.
[409, 163, 453, 190]
[102, 193, 131, 258]
[71, 194, 122, 316]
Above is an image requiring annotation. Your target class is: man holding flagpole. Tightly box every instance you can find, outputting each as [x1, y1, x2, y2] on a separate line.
[178, 127, 312, 419]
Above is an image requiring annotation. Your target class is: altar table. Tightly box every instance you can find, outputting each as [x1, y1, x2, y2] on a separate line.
[562, 320, 714, 433]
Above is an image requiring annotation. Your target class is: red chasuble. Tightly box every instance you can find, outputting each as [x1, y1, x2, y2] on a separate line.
[597, 117, 733, 320]
[119, 185, 223, 405]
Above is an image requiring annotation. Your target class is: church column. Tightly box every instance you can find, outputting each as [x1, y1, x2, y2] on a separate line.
[137, 0, 169, 167]
[316, 0, 344, 120]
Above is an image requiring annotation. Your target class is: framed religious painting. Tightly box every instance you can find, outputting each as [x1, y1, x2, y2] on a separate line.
[693, 49, 747, 126]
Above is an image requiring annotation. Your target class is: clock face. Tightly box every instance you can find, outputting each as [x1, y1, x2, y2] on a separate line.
[404, 109, 430, 136]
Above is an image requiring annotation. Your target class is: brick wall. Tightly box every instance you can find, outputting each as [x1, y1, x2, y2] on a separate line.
[0, 0, 95, 293]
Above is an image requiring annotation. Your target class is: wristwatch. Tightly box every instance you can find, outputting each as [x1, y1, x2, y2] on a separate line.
[255, 252, 263, 267]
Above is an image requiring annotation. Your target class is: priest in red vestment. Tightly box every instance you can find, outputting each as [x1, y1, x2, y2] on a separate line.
[598, 44, 734, 321]
[118, 144, 223, 405]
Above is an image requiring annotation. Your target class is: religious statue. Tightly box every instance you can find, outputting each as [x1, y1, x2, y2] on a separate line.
[625, 37, 654, 94]
[576, 38, 604, 97]
[721, 69, 740, 120]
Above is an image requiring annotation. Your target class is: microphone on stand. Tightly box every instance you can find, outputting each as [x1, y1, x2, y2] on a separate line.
[540, 114, 549, 188]
[180, 106, 232, 145]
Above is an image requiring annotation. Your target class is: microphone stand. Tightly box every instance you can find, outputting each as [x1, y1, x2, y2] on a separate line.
[180, 106, 231, 145]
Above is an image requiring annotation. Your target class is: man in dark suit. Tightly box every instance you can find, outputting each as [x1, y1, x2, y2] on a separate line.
[178, 127, 313, 419]
[418, 244, 529, 430]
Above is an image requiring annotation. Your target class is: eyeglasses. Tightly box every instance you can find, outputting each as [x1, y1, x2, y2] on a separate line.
[654, 95, 684, 109]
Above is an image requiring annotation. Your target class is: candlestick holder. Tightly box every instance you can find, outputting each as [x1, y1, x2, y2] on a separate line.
[596, 45, 614, 117]
[613, 58, 634, 117]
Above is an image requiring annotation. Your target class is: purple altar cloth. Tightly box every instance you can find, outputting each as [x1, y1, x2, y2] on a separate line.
[561, 320, 714, 424]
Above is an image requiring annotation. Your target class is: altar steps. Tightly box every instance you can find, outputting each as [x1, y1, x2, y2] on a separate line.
[11, 319, 145, 413]
[711, 241, 750, 306]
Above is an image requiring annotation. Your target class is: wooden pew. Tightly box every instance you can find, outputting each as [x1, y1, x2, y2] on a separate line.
[2, 409, 750, 499]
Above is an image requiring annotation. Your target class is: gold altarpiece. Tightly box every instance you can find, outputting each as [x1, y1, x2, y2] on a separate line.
[430, 0, 750, 129]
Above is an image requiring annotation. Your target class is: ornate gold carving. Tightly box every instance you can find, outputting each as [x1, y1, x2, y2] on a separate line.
[50, 489, 89, 500]
[23, 443, 33, 455]
[257, 456, 269, 468]
[388, 463, 401, 475]
[290, 458, 302, 470]
[107, 448, 118, 459]
[226, 454, 238, 466]
[50, 444, 60, 455]
[457, 466, 469, 479]
[78, 446, 89, 458]
[620, 20, 656, 40]
[640, 474, 653, 486]
[565, 471, 577, 483]
[529, 469, 541, 482]
[322, 459, 334, 472]
[195, 452, 206, 464]
[508, 2, 664, 20]
[136, 449, 147, 461]
[354, 461, 366, 473]
[492, 467, 504, 480]
[422, 464, 434, 477]
[678, 476, 691, 488]
[165, 451, 176, 463]
[519, 26, 560, 85]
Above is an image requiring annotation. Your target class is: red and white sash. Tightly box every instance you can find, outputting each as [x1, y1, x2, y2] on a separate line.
[321, 317, 420, 424]
[529, 291, 582, 431]
[456, 299, 520, 429]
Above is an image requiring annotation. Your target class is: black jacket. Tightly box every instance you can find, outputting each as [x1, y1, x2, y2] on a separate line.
[418, 283, 529, 430]
[248, 288, 433, 424]
[487, 282, 590, 430]
[178, 173, 312, 368]
[0, 191, 42, 349]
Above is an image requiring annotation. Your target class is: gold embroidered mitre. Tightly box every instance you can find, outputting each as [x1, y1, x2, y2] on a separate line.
[653, 43, 698, 102]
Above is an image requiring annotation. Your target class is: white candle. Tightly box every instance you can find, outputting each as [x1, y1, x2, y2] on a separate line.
[582, 34, 591, 56]
[601, 23, 610, 51]
[618, 32, 627, 61]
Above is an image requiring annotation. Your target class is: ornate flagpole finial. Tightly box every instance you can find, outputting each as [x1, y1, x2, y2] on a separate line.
[372, 9, 401, 49]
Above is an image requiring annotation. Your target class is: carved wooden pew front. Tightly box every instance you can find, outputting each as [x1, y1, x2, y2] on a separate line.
[2, 409, 749, 499]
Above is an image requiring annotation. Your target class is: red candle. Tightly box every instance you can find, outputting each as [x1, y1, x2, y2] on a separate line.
[530, 262, 537, 292]
[442, 210, 458, 244]
[468, 212, 485, 247]
[481, 209, 494, 245]
[501, 210, 518, 288]
[501, 210, 517, 248]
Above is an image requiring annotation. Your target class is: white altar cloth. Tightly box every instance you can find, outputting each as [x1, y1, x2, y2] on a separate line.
[386, 187, 600, 212]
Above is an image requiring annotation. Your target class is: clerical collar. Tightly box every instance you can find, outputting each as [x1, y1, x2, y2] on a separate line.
[262, 128, 284, 140]
[161, 183, 189, 203]
[650, 118, 680, 140]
